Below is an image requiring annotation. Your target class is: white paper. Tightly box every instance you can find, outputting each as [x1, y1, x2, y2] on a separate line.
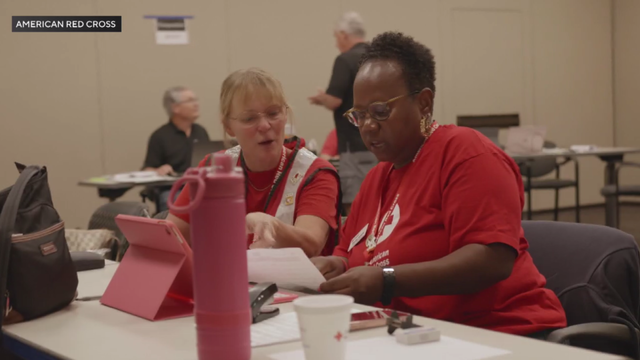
[155, 18, 189, 45]
[270, 335, 511, 360]
[111, 171, 175, 184]
[252, 309, 364, 348]
[251, 313, 300, 348]
[570, 145, 597, 153]
[247, 248, 326, 291]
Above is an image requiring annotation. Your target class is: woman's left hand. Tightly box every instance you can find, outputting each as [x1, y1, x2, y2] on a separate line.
[319, 266, 384, 305]
[246, 212, 278, 249]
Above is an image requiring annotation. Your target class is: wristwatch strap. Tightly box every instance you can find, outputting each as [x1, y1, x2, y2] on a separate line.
[381, 267, 396, 306]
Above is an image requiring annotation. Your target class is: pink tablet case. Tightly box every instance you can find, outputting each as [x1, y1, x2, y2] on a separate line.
[100, 215, 194, 321]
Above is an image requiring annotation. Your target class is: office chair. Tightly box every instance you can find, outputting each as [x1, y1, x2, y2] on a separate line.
[520, 141, 580, 222]
[523, 220, 640, 359]
[600, 162, 640, 229]
[88, 201, 150, 261]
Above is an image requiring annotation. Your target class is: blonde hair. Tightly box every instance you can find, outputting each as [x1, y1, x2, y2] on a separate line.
[220, 68, 293, 146]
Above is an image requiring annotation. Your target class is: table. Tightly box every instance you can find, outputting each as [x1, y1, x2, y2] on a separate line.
[78, 177, 177, 202]
[75, 261, 118, 300]
[2, 265, 626, 360]
[509, 147, 640, 227]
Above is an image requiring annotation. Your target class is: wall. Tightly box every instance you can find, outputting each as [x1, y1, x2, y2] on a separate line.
[613, 0, 640, 189]
[0, 0, 614, 228]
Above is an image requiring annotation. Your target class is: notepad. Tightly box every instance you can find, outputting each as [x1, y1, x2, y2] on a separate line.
[251, 309, 363, 348]
[251, 312, 300, 347]
[269, 335, 511, 360]
[247, 248, 326, 291]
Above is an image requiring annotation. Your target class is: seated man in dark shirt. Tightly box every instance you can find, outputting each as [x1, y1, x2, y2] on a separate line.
[143, 86, 209, 212]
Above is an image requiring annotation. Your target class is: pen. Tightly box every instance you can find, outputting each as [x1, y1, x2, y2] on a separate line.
[142, 209, 152, 218]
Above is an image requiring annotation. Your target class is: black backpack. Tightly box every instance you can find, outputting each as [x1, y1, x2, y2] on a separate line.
[0, 163, 78, 328]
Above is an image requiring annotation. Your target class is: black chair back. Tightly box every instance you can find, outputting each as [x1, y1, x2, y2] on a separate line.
[523, 220, 640, 357]
[88, 201, 149, 260]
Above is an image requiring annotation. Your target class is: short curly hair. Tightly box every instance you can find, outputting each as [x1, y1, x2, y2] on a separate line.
[360, 31, 436, 94]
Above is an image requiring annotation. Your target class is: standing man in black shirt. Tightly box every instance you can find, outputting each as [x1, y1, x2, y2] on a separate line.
[309, 12, 377, 214]
[143, 86, 210, 212]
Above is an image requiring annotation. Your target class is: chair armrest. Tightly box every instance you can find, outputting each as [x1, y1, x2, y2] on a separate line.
[547, 323, 640, 344]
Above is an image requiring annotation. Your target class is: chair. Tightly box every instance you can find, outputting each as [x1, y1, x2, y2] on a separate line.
[456, 113, 520, 147]
[88, 201, 150, 261]
[329, 158, 340, 173]
[153, 210, 170, 219]
[520, 141, 580, 222]
[523, 220, 640, 359]
[600, 162, 640, 229]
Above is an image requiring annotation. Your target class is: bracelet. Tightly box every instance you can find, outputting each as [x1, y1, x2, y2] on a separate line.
[339, 257, 349, 272]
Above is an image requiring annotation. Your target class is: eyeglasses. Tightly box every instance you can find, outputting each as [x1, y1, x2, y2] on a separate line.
[343, 91, 420, 127]
[229, 105, 287, 128]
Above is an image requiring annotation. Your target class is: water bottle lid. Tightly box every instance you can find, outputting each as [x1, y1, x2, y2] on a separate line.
[214, 153, 233, 173]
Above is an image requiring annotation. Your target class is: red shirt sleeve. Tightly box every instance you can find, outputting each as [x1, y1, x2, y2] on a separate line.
[295, 169, 339, 231]
[169, 155, 210, 224]
[442, 152, 524, 252]
[321, 129, 339, 157]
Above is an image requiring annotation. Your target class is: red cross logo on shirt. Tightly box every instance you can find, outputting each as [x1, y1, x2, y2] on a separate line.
[384, 213, 395, 227]
[334, 331, 343, 342]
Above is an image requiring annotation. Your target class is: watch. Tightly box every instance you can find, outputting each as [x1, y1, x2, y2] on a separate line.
[380, 267, 396, 306]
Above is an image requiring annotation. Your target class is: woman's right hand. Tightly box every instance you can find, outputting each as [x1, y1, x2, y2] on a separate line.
[311, 256, 347, 281]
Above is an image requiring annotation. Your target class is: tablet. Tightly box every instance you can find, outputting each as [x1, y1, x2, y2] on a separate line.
[114, 214, 194, 301]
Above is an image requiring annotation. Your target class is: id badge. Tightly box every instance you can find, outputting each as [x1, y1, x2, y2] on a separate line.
[348, 224, 369, 252]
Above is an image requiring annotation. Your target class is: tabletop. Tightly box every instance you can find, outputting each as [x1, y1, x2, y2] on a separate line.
[3, 265, 627, 360]
[77, 178, 177, 189]
[508, 147, 640, 161]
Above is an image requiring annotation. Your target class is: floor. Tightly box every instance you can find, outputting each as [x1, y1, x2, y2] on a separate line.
[529, 204, 640, 241]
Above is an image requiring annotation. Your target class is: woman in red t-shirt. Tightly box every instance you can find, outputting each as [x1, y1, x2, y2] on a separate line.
[311, 32, 567, 337]
[168, 68, 340, 257]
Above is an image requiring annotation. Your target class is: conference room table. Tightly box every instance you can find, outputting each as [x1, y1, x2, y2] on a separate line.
[509, 146, 640, 227]
[78, 176, 178, 202]
[2, 264, 626, 360]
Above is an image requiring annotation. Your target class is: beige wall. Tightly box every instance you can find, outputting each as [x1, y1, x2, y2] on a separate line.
[0, 0, 616, 228]
[613, 0, 640, 189]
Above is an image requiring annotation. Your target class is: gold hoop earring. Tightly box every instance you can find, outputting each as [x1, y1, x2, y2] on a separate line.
[420, 114, 431, 136]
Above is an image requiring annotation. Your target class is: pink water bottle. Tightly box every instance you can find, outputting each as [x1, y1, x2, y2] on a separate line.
[168, 153, 251, 360]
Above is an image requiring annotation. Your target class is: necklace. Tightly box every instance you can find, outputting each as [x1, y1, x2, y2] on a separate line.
[248, 181, 270, 192]
[363, 120, 439, 264]
[239, 138, 301, 213]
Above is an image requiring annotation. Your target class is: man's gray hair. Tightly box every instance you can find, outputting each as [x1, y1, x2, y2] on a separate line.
[162, 86, 188, 116]
[335, 11, 365, 38]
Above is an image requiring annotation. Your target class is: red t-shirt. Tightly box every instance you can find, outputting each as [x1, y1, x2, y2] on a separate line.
[334, 125, 567, 335]
[171, 142, 340, 255]
[321, 129, 339, 157]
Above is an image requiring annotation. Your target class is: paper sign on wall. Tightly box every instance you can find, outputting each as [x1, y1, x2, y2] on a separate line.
[155, 18, 188, 45]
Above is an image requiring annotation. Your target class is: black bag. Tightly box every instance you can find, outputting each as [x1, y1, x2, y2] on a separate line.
[0, 163, 78, 327]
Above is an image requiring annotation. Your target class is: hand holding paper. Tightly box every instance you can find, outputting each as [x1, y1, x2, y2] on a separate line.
[246, 212, 277, 249]
[247, 248, 326, 291]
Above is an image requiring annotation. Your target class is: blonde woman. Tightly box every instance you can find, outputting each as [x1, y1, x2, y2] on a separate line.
[168, 68, 340, 257]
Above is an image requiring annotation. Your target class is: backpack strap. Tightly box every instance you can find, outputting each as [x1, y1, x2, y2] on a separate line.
[0, 165, 42, 330]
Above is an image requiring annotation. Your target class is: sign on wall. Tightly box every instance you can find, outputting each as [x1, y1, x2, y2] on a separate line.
[143, 15, 193, 45]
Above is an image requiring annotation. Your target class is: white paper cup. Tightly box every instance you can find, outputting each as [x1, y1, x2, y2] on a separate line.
[293, 295, 354, 360]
